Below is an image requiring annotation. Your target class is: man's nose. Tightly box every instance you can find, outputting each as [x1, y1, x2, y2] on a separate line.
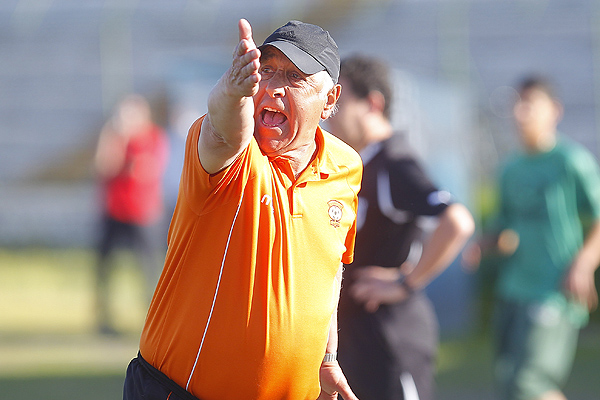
[265, 72, 286, 98]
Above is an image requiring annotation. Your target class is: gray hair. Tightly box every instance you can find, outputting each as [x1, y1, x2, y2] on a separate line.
[319, 73, 338, 118]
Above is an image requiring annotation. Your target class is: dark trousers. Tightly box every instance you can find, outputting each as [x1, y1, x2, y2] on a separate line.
[95, 215, 164, 330]
[338, 291, 438, 400]
[124, 353, 199, 400]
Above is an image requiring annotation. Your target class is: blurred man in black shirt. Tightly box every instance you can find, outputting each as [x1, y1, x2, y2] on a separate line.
[328, 55, 474, 400]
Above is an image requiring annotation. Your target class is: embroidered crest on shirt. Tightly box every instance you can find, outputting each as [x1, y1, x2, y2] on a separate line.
[328, 200, 343, 228]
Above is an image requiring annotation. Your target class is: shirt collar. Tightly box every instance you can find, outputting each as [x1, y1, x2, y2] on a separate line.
[269, 126, 345, 182]
[298, 126, 340, 181]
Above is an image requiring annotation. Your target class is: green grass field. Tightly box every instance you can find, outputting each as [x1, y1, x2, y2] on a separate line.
[0, 248, 142, 400]
[1, 247, 598, 400]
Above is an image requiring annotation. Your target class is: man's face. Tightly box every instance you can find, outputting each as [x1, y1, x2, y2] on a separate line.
[327, 77, 369, 151]
[513, 87, 561, 149]
[253, 46, 334, 157]
[117, 97, 151, 137]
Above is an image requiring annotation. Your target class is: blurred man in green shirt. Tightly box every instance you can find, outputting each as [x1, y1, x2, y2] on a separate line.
[487, 75, 600, 400]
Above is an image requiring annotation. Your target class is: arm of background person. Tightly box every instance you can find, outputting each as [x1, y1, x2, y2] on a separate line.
[94, 122, 127, 179]
[564, 219, 600, 311]
[198, 18, 261, 174]
[352, 203, 475, 312]
[403, 202, 475, 289]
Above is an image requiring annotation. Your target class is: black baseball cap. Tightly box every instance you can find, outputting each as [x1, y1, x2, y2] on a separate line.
[259, 20, 340, 84]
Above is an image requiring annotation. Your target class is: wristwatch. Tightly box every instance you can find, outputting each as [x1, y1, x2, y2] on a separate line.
[323, 352, 337, 362]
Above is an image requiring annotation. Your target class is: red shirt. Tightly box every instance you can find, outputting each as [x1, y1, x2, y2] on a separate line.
[104, 125, 168, 225]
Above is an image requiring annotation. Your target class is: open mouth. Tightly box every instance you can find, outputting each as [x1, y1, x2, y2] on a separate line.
[261, 107, 287, 127]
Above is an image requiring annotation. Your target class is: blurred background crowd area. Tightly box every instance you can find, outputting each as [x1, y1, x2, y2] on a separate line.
[1, 0, 600, 398]
[4, 0, 600, 247]
[3, 0, 600, 324]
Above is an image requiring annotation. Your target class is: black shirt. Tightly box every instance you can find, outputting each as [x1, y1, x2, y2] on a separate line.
[351, 133, 451, 269]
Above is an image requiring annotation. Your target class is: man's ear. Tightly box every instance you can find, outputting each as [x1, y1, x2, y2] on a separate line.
[367, 90, 385, 115]
[321, 84, 342, 120]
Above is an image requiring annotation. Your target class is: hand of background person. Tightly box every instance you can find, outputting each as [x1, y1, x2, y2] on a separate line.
[564, 258, 598, 311]
[317, 360, 359, 400]
[350, 265, 411, 312]
[461, 229, 519, 273]
[497, 229, 519, 256]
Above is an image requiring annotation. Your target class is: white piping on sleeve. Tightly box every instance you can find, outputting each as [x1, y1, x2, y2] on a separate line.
[185, 192, 245, 390]
[400, 372, 421, 400]
[377, 169, 411, 224]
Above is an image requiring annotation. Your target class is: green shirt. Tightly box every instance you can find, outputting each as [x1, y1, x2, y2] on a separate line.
[496, 137, 600, 302]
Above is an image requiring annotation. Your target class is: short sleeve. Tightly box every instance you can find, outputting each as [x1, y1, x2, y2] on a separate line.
[387, 158, 451, 216]
[179, 115, 262, 215]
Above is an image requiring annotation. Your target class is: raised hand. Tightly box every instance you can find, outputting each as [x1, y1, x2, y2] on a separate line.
[226, 18, 261, 98]
[202, 19, 262, 173]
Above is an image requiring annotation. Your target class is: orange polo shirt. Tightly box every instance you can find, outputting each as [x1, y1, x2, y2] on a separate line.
[139, 116, 362, 400]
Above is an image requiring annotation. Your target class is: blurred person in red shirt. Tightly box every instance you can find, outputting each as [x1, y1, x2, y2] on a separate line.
[94, 94, 169, 335]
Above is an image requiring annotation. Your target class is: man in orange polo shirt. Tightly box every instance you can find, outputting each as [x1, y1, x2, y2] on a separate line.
[123, 19, 362, 400]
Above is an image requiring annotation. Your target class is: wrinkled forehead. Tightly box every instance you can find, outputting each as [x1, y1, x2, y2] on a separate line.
[259, 45, 331, 86]
[260, 46, 293, 65]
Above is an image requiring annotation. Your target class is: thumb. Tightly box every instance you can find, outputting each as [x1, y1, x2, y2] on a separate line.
[238, 18, 255, 45]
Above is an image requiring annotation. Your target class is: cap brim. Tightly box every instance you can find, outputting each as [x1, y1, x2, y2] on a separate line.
[259, 41, 325, 75]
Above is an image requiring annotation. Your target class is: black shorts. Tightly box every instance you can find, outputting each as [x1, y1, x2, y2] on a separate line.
[123, 352, 199, 400]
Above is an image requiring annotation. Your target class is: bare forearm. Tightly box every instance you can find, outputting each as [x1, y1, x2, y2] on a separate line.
[574, 220, 600, 273]
[326, 310, 338, 354]
[206, 76, 256, 148]
[94, 127, 126, 178]
[406, 203, 475, 289]
[579, 220, 600, 270]
[564, 220, 600, 311]
[325, 264, 343, 354]
[318, 266, 358, 400]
